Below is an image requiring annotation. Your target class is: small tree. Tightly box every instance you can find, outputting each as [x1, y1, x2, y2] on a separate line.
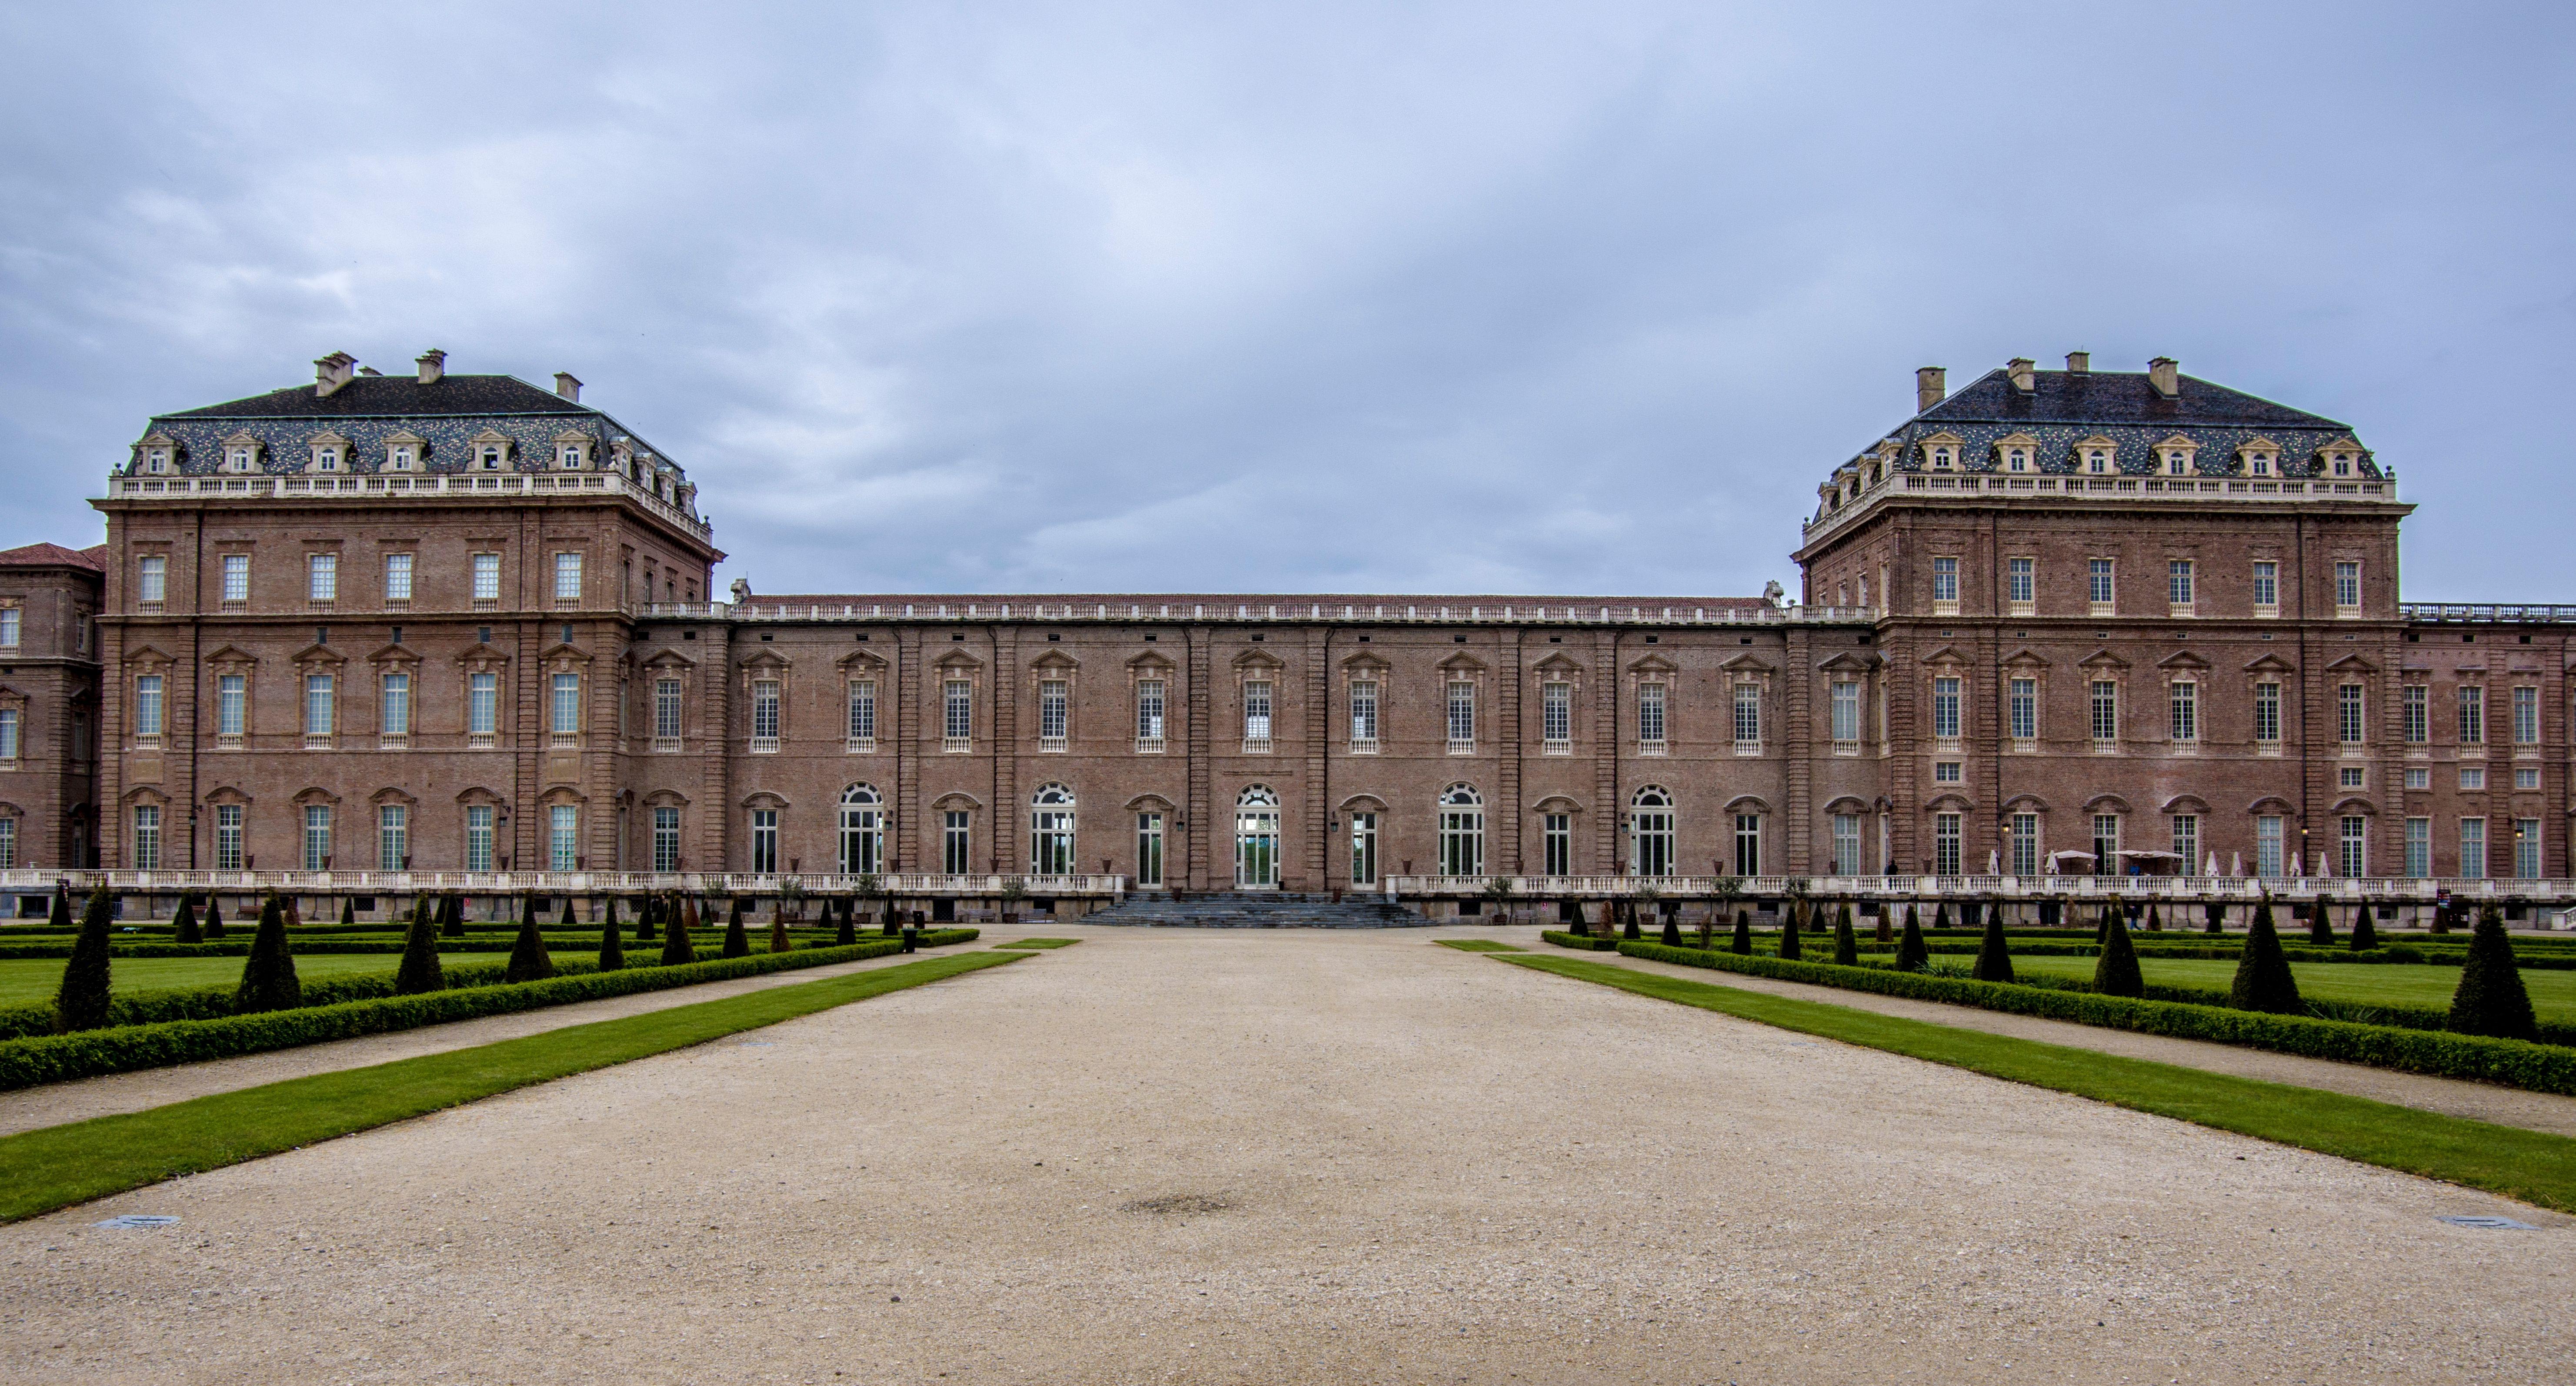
[721, 898, 751, 958]
[171, 894, 203, 945]
[882, 893, 901, 937]
[203, 896, 228, 940]
[769, 911, 793, 953]
[1874, 905, 1894, 945]
[1729, 909, 1753, 955]
[2348, 903, 2380, 952]
[1893, 908, 1929, 972]
[234, 894, 304, 1014]
[1831, 903, 1859, 965]
[1970, 904, 2014, 983]
[2448, 905, 2537, 1041]
[504, 895, 557, 983]
[2092, 903, 2144, 997]
[597, 897, 626, 973]
[2431, 901, 2455, 934]
[53, 885, 116, 1033]
[1775, 904, 1803, 961]
[1000, 877, 1028, 923]
[835, 895, 858, 946]
[661, 893, 697, 966]
[394, 898, 446, 994]
[2229, 897, 2302, 1014]
[1694, 905, 1715, 952]
[2307, 903, 2336, 947]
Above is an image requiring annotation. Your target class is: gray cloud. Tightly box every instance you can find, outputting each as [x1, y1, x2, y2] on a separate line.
[4, 1, 2572, 600]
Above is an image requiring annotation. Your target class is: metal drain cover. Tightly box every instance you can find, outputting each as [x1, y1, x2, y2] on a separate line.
[95, 1215, 179, 1229]
[2438, 1216, 2536, 1230]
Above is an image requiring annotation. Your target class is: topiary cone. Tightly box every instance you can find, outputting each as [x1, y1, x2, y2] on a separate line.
[661, 894, 698, 967]
[2307, 903, 2335, 947]
[171, 893, 203, 945]
[769, 911, 793, 953]
[1729, 910, 1752, 955]
[2229, 898, 2302, 1014]
[340, 898, 356, 927]
[440, 894, 463, 939]
[203, 896, 227, 940]
[835, 896, 857, 947]
[2349, 903, 2379, 952]
[1970, 904, 2014, 983]
[882, 896, 900, 936]
[47, 883, 72, 932]
[1658, 909, 1681, 947]
[503, 895, 557, 983]
[2204, 901, 2225, 935]
[234, 894, 303, 1014]
[2092, 903, 2144, 997]
[1831, 903, 1858, 965]
[1874, 906, 1893, 945]
[1775, 906, 1803, 961]
[1893, 909, 1928, 972]
[2144, 902, 2163, 933]
[636, 895, 657, 943]
[597, 897, 626, 973]
[2448, 905, 2537, 1041]
[394, 898, 446, 995]
[721, 899, 751, 958]
[1930, 901, 1951, 935]
[53, 885, 116, 1033]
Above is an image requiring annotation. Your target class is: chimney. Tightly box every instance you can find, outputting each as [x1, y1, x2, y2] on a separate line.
[2065, 351, 2089, 374]
[2007, 357, 2036, 393]
[314, 351, 358, 397]
[1915, 366, 1946, 414]
[554, 372, 582, 404]
[416, 349, 446, 385]
[2147, 356, 2179, 399]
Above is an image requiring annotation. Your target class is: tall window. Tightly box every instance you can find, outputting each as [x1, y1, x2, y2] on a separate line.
[848, 679, 877, 749]
[2460, 818, 2486, 878]
[1629, 788, 1674, 876]
[1931, 556, 1959, 605]
[1138, 811, 1166, 887]
[214, 803, 244, 870]
[749, 808, 778, 873]
[1833, 813, 1863, 876]
[2334, 561, 2361, 611]
[1437, 784, 1484, 877]
[1542, 812, 1572, 876]
[381, 671, 411, 741]
[2169, 681, 2198, 744]
[1038, 678, 1069, 748]
[1931, 677, 1961, 741]
[1934, 812, 1963, 877]
[2092, 814, 2120, 876]
[469, 671, 499, 741]
[2516, 818, 2543, 879]
[2009, 812, 2039, 877]
[303, 804, 333, 871]
[308, 553, 337, 603]
[384, 553, 413, 604]
[551, 673, 581, 741]
[2006, 556, 2034, 607]
[1348, 679, 1378, 749]
[133, 805, 162, 870]
[1445, 681, 1474, 751]
[2338, 816, 2367, 878]
[651, 806, 681, 872]
[2252, 560, 2278, 611]
[2088, 558, 2114, 610]
[1733, 683, 1762, 747]
[839, 784, 884, 874]
[1136, 679, 1165, 749]
[220, 554, 249, 605]
[2338, 685, 2365, 745]
[2167, 559, 2194, 609]
[1833, 680, 1862, 744]
[943, 810, 972, 874]
[2402, 685, 2428, 744]
[0, 708, 16, 761]
[944, 679, 973, 747]
[1637, 684, 1666, 750]
[1030, 784, 1076, 875]
[2008, 678, 2036, 741]
[1245, 680, 1275, 750]
[553, 552, 583, 603]
[304, 673, 334, 742]
[547, 805, 577, 871]
[2513, 686, 2539, 746]
[750, 678, 781, 751]
[2256, 814, 2284, 878]
[2459, 686, 2485, 745]
[137, 555, 166, 606]
[1734, 813, 1762, 876]
[379, 804, 408, 871]
[1540, 681, 1570, 748]
[471, 552, 501, 606]
[0, 816, 13, 869]
[134, 674, 164, 743]
[650, 677, 683, 748]
[467, 805, 495, 872]
[2171, 814, 2199, 873]
[2405, 817, 2431, 878]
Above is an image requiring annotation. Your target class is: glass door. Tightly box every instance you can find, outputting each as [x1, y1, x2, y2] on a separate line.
[1349, 812, 1377, 886]
[1135, 812, 1165, 888]
[1235, 786, 1280, 888]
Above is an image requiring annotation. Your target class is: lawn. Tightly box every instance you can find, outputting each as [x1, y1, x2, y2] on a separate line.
[2003, 954, 2576, 1022]
[0, 952, 606, 1005]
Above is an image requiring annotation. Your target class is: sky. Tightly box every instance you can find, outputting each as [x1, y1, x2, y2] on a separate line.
[3, 2, 2571, 601]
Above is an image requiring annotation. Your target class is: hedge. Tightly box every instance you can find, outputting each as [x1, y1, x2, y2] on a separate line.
[0, 928, 980, 1091]
[1616, 940, 2576, 1095]
[0, 928, 883, 961]
[1541, 929, 1619, 952]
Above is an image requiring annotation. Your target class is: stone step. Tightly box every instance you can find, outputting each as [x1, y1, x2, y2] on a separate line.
[1085, 892, 1433, 929]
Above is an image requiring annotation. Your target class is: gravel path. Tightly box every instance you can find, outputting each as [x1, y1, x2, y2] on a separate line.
[0, 927, 2567, 1385]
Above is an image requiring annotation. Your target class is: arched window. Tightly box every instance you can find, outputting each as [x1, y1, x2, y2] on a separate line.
[1030, 783, 1076, 876]
[1629, 786, 1675, 877]
[1438, 783, 1485, 877]
[839, 783, 884, 875]
[1235, 784, 1280, 887]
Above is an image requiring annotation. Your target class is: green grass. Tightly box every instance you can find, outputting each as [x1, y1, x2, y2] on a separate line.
[1500, 953, 2576, 1213]
[992, 938, 1080, 949]
[1437, 939, 1525, 952]
[0, 949, 1025, 1222]
[0, 952, 636, 1003]
[2001, 954, 2576, 1022]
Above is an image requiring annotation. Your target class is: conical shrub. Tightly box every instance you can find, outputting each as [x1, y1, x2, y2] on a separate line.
[1970, 903, 2014, 982]
[1874, 906, 1893, 944]
[2431, 902, 2455, 935]
[769, 909, 792, 953]
[721, 899, 751, 958]
[635, 895, 657, 943]
[1959, 900, 1981, 935]
[2448, 905, 2537, 1041]
[47, 884, 71, 932]
[339, 898, 356, 927]
[834, 897, 857, 946]
[2229, 898, 2302, 1014]
[2092, 904, 2144, 997]
[1775, 906, 1802, 960]
[203, 896, 227, 940]
[1658, 909, 1681, 947]
[503, 895, 557, 983]
[1893, 909, 1929, 972]
[597, 898, 626, 973]
[1930, 901, 1951, 935]
[2144, 903, 2163, 933]
[53, 885, 115, 1033]
[882, 896, 900, 936]
[2204, 901, 2225, 935]
[1729, 910, 1752, 955]
[440, 894, 463, 939]
[234, 894, 303, 1014]
[171, 894, 202, 945]
[2349, 903, 2379, 952]
[1831, 904, 1858, 965]
[2307, 904, 2335, 947]
[661, 894, 697, 966]
[394, 898, 445, 995]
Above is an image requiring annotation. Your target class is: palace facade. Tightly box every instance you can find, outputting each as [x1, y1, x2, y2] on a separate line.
[4, 347, 2569, 904]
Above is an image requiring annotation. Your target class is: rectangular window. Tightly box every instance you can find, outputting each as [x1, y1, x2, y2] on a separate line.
[384, 552, 413, 604]
[2088, 558, 2115, 610]
[2339, 685, 2365, 745]
[2459, 686, 2485, 745]
[1349, 679, 1379, 749]
[2340, 765, 2366, 789]
[0, 708, 15, 761]
[1247, 679, 1276, 749]
[2167, 558, 2194, 609]
[2171, 814, 2199, 873]
[467, 805, 496, 872]
[2092, 815, 2120, 876]
[0, 608, 15, 648]
[1832, 680, 1862, 743]
[2006, 556, 2034, 607]
[381, 671, 411, 741]
[308, 553, 337, 603]
[1931, 556, 1959, 605]
[1038, 678, 1068, 748]
[943, 810, 971, 874]
[1832, 814, 1862, 876]
[2517, 766, 2542, 790]
[1544, 812, 1572, 876]
[550, 804, 579, 871]
[749, 808, 777, 874]
[137, 555, 166, 605]
[2169, 681, 2198, 743]
[304, 804, 333, 871]
[2461, 765, 2486, 790]
[1541, 681, 1570, 748]
[2335, 561, 2361, 611]
[553, 552, 583, 602]
[1931, 677, 1961, 741]
[2009, 812, 2039, 877]
[2340, 816, 2367, 878]
[2252, 559, 2278, 611]
[551, 672, 581, 739]
[134, 674, 164, 741]
[944, 679, 973, 747]
[2516, 818, 2543, 879]
[2008, 678, 2036, 742]
[221, 554, 249, 605]
[654, 678, 683, 747]
[1733, 683, 1762, 747]
[1934, 813, 1962, 877]
[2402, 686, 2428, 744]
[750, 678, 781, 750]
[1445, 681, 1473, 750]
[651, 806, 681, 872]
[1734, 814, 1762, 876]
[2256, 815, 2284, 878]
[1135, 679, 1165, 748]
[2513, 686, 2539, 745]
[468, 671, 498, 740]
[304, 673, 334, 741]
[214, 803, 243, 871]
[378, 804, 408, 871]
[1136, 812, 1166, 887]
[471, 552, 501, 605]
[0, 817, 16, 868]
[2460, 818, 2486, 878]
[132, 805, 162, 870]
[2405, 817, 2431, 878]
[1933, 760, 1962, 783]
[848, 679, 877, 748]
[1637, 683, 1666, 749]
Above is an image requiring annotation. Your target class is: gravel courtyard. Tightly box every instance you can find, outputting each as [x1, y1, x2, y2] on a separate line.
[1, 928, 2567, 1385]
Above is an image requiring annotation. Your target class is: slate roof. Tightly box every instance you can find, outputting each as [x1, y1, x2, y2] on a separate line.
[0, 542, 107, 573]
[161, 374, 590, 420]
[736, 592, 1780, 613]
[1854, 367, 2374, 480]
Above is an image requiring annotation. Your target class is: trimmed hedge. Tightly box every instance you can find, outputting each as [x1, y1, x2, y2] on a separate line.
[1617, 940, 2576, 1095]
[0, 930, 979, 1091]
[1541, 929, 1619, 952]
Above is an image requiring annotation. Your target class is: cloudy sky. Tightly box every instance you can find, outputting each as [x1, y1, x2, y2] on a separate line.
[3, 2, 2570, 601]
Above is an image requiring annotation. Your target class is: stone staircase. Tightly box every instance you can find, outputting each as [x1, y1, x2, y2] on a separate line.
[1083, 891, 1431, 928]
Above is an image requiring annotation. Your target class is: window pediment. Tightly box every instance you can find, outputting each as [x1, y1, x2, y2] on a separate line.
[2078, 649, 2130, 673]
[836, 649, 887, 674]
[739, 651, 791, 675]
[367, 643, 420, 668]
[2325, 652, 2378, 674]
[1999, 648, 2051, 671]
[290, 642, 345, 669]
[1718, 651, 1778, 674]
[1915, 646, 1967, 670]
[2082, 793, 2130, 814]
[1625, 653, 1678, 676]
[2242, 653, 2297, 675]
[1031, 650, 1080, 672]
[1531, 651, 1583, 675]
[2332, 796, 2378, 817]
[2162, 794, 2211, 815]
[1128, 650, 1178, 673]
[933, 650, 984, 673]
[126, 644, 177, 672]
[454, 642, 511, 670]
[2155, 651, 2211, 671]
[370, 786, 420, 807]
[1724, 793, 1773, 813]
[1924, 792, 1976, 812]
[2002, 793, 2051, 813]
[541, 642, 592, 671]
[643, 649, 696, 672]
[293, 785, 343, 808]
[1816, 650, 1882, 673]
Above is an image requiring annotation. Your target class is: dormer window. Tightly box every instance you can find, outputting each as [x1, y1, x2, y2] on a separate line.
[480, 447, 502, 471]
[2006, 448, 2029, 473]
[2329, 451, 2354, 477]
[387, 446, 414, 471]
[2249, 453, 2273, 476]
[2085, 448, 2110, 474]
[317, 448, 340, 472]
[1930, 446, 1954, 470]
[2163, 450, 2188, 475]
[561, 446, 582, 468]
[140, 448, 171, 474]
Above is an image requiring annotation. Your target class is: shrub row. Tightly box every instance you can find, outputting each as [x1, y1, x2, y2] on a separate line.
[0, 929, 980, 1091]
[0, 928, 899, 961]
[1540, 929, 1620, 952]
[0, 958, 587, 1041]
[1615, 940, 2576, 1095]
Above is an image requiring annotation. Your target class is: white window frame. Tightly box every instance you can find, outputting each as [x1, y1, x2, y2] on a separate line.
[943, 678, 974, 752]
[468, 671, 499, 748]
[2167, 558, 2195, 616]
[307, 552, 337, 605]
[1347, 678, 1378, 754]
[1732, 681, 1762, 754]
[213, 803, 244, 870]
[2252, 559, 2278, 616]
[847, 678, 878, 754]
[2088, 558, 2115, 615]
[654, 677, 684, 752]
[467, 804, 496, 872]
[1637, 682, 1667, 755]
[137, 555, 167, 608]
[2006, 556, 2034, 613]
[384, 552, 413, 607]
[551, 672, 581, 746]
[2169, 679, 2198, 748]
[1135, 678, 1166, 753]
[749, 678, 782, 753]
[378, 804, 408, 872]
[1245, 679, 1276, 755]
[1038, 678, 1069, 752]
[1930, 676, 1961, 746]
[2007, 677, 2036, 745]
[1832, 679, 1862, 748]
[1931, 556, 1959, 613]
[303, 673, 335, 748]
[553, 552, 583, 605]
[133, 673, 164, 747]
[1445, 680, 1474, 755]
[380, 670, 411, 749]
[471, 552, 501, 609]
[2334, 561, 2361, 614]
[1540, 681, 1571, 753]
[220, 555, 249, 608]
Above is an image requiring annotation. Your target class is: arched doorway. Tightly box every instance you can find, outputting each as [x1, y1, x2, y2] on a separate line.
[1030, 783, 1077, 876]
[1235, 785, 1280, 888]
[1629, 786, 1675, 877]
[1438, 783, 1485, 878]
[838, 784, 884, 875]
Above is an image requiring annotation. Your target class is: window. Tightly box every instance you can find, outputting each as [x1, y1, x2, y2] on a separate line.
[2514, 686, 2539, 745]
[1931, 556, 1959, 607]
[2252, 560, 2278, 612]
[740, 806, 777, 873]
[651, 806, 680, 872]
[1348, 679, 1378, 750]
[560, 444, 584, 470]
[1993, 677, 2033, 743]
[1833, 680, 1862, 744]
[1934, 812, 1963, 877]
[836, 784, 884, 874]
[2167, 559, 2194, 610]
[2516, 818, 2543, 879]
[2517, 767, 2542, 790]
[1437, 785, 1484, 877]
[1931, 676, 1961, 741]
[2007, 557, 2034, 608]
[137, 555, 166, 606]
[467, 805, 496, 872]
[654, 678, 684, 749]
[220, 555, 249, 606]
[1733, 683, 1762, 748]
[2334, 561, 2361, 611]
[2085, 446, 2111, 474]
[2092, 814, 2120, 876]
[479, 444, 502, 471]
[471, 553, 501, 607]
[2460, 766, 2486, 791]
[554, 552, 582, 603]
[2460, 818, 2486, 878]
[1933, 761, 1962, 783]
[2405, 817, 2430, 878]
[2405, 767, 2430, 789]
[2338, 685, 2365, 745]
[1030, 784, 1076, 875]
[2402, 686, 2428, 744]
[943, 810, 972, 874]
[1734, 813, 1762, 876]
[1629, 788, 1674, 877]
[1246, 679, 1276, 751]
[0, 816, 12, 869]
[1637, 683, 1666, 751]
[1445, 680, 1473, 752]
[2163, 448, 2190, 476]
[2339, 765, 2365, 789]
[2256, 815, 2284, 878]
[381, 671, 411, 743]
[468, 671, 498, 743]
[2169, 681, 2198, 744]
[0, 708, 15, 762]
[1135, 679, 1166, 750]
[2459, 686, 2484, 745]
[2009, 812, 2039, 877]
[303, 805, 333, 871]
[750, 679, 781, 751]
[944, 679, 973, 749]
[134, 674, 164, 744]
[131, 804, 162, 869]
[2088, 558, 2114, 611]
[304, 673, 334, 743]
[1833, 813, 1863, 876]
[214, 803, 244, 870]
[0, 608, 15, 650]
[848, 679, 877, 751]
[2171, 815, 2199, 873]
[378, 804, 408, 871]
[2332, 816, 2365, 878]
[1542, 812, 1572, 876]
[217, 674, 245, 743]
[308, 553, 337, 603]
[1541, 681, 1570, 750]
[2255, 683, 2281, 746]
[1138, 811, 1167, 887]
[551, 672, 581, 742]
[1038, 679, 1069, 750]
